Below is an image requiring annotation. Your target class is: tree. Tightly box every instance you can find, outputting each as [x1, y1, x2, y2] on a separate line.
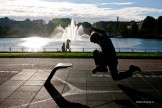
[107, 23, 114, 35]
[130, 21, 139, 37]
[82, 22, 92, 28]
[156, 16, 162, 35]
[0, 17, 13, 25]
[8, 27, 25, 37]
[0, 25, 5, 36]
[47, 20, 55, 35]
[46, 18, 71, 35]
[80, 22, 92, 35]
[141, 16, 156, 35]
[118, 23, 129, 37]
[21, 19, 34, 36]
[93, 22, 102, 29]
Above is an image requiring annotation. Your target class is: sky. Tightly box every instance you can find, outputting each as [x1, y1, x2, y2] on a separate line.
[0, 0, 162, 23]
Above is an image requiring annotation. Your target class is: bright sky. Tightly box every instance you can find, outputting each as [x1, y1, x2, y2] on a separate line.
[0, 0, 162, 23]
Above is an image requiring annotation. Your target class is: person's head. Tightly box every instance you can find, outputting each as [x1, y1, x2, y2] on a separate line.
[67, 39, 71, 42]
[90, 32, 101, 44]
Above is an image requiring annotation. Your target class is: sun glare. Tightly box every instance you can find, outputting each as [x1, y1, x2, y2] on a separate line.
[21, 37, 49, 50]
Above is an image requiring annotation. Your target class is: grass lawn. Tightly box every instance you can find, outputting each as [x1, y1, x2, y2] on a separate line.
[0, 52, 162, 59]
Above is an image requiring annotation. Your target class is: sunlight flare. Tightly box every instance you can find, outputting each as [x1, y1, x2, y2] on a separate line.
[20, 37, 49, 49]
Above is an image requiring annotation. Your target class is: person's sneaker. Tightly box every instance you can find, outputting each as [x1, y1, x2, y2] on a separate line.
[129, 65, 141, 72]
[92, 65, 108, 74]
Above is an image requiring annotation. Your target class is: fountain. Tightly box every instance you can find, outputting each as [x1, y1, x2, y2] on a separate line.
[18, 19, 98, 52]
[52, 19, 89, 41]
[1, 18, 162, 52]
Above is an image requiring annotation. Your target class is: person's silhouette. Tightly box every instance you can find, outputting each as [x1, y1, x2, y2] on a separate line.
[61, 43, 66, 52]
[90, 27, 141, 81]
[66, 39, 71, 52]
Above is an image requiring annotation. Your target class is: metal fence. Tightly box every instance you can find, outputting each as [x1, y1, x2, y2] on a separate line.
[0, 47, 162, 53]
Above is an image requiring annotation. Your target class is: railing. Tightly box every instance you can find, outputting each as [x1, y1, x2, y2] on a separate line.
[0, 47, 162, 53]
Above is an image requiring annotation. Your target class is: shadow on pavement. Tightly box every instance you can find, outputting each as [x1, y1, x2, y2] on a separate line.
[91, 99, 136, 108]
[44, 63, 89, 108]
[118, 84, 162, 108]
[92, 84, 162, 108]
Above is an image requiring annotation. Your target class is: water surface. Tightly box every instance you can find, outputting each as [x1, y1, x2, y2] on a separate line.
[0, 37, 162, 52]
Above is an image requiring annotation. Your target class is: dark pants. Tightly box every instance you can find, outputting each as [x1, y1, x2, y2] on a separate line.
[93, 50, 132, 81]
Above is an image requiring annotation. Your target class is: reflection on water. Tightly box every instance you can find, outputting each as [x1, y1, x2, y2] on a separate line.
[0, 37, 162, 52]
[20, 37, 49, 49]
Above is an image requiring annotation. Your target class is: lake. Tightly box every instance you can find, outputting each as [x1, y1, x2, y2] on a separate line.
[0, 37, 162, 52]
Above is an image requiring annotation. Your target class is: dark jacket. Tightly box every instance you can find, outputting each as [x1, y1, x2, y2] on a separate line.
[94, 28, 118, 65]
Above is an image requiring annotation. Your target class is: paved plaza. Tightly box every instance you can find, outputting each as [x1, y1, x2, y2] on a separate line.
[0, 58, 162, 108]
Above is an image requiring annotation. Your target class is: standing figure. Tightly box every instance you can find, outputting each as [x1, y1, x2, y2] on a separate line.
[66, 39, 71, 52]
[61, 43, 66, 52]
[90, 27, 141, 81]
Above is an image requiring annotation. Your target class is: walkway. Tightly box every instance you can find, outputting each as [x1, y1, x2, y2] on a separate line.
[0, 58, 162, 108]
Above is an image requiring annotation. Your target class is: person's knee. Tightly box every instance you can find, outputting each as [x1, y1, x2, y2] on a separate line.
[112, 76, 119, 81]
[93, 50, 99, 54]
[93, 50, 100, 56]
